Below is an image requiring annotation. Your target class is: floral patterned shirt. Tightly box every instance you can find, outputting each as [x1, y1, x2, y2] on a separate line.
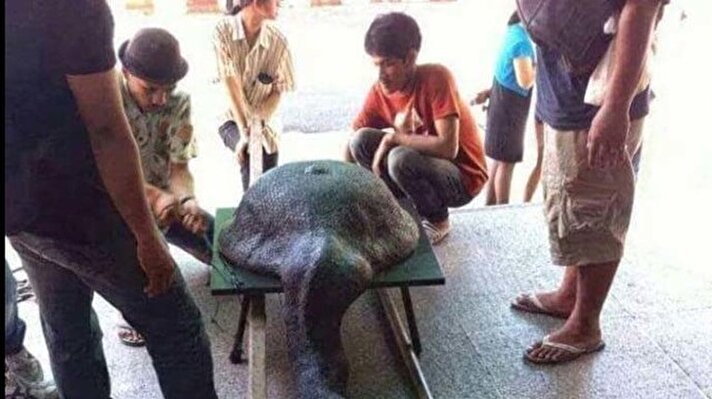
[120, 77, 197, 189]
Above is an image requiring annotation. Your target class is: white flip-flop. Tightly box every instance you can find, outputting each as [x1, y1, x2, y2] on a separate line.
[525, 334, 606, 364]
[422, 220, 451, 245]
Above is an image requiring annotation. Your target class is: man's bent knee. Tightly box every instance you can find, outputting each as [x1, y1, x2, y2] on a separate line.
[349, 128, 383, 162]
[387, 146, 420, 182]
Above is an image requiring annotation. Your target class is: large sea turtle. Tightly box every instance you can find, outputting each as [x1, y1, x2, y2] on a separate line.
[219, 160, 419, 398]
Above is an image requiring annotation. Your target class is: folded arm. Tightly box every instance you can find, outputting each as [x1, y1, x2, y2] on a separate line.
[392, 115, 460, 160]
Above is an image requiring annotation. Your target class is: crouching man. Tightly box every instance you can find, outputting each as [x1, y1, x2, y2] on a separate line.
[119, 28, 214, 264]
[348, 12, 488, 245]
[117, 28, 215, 347]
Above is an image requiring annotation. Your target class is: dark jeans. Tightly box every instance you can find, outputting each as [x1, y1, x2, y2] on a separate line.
[350, 128, 473, 223]
[239, 150, 279, 192]
[218, 121, 279, 191]
[8, 216, 217, 399]
[164, 212, 215, 265]
[5, 260, 26, 356]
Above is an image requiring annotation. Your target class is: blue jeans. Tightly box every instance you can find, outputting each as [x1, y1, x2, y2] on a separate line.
[5, 260, 26, 356]
[8, 219, 217, 399]
[350, 128, 474, 223]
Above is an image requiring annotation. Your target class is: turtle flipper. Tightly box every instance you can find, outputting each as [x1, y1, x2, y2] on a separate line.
[281, 235, 373, 398]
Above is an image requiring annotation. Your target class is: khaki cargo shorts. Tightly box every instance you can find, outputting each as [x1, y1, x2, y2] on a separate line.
[542, 119, 644, 266]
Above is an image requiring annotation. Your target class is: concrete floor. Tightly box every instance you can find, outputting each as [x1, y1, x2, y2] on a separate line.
[6, 1, 712, 398]
[9, 201, 711, 398]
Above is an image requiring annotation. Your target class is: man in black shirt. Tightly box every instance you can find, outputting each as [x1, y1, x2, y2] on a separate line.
[5, 0, 217, 396]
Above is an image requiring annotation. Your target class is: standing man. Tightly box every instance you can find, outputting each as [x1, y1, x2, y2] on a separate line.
[349, 12, 488, 245]
[510, 0, 667, 363]
[213, 0, 296, 191]
[4, 0, 218, 397]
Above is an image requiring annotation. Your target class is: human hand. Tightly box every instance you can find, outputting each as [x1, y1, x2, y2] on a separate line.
[394, 106, 417, 136]
[136, 233, 176, 297]
[270, 76, 283, 94]
[152, 191, 179, 229]
[236, 139, 249, 166]
[587, 104, 629, 169]
[470, 89, 491, 106]
[244, 125, 251, 137]
[371, 133, 397, 177]
[179, 198, 208, 234]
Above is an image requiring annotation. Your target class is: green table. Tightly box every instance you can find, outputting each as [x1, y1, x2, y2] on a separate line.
[210, 206, 444, 399]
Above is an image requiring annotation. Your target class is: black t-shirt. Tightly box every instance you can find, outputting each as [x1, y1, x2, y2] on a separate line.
[5, 0, 126, 242]
[534, 45, 650, 131]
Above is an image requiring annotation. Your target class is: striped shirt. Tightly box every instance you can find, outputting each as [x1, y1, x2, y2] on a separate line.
[213, 13, 295, 154]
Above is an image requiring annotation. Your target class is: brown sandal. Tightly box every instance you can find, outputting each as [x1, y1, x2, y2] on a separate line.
[118, 326, 146, 347]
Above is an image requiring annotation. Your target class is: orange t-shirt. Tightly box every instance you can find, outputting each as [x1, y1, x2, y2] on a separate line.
[352, 64, 488, 196]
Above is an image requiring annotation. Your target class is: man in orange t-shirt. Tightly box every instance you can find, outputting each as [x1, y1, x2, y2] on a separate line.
[348, 12, 488, 245]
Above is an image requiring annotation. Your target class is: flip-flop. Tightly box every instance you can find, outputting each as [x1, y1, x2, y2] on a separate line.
[17, 284, 33, 295]
[511, 293, 569, 319]
[16, 284, 35, 303]
[16, 291, 34, 303]
[524, 335, 606, 364]
[117, 326, 146, 347]
[422, 220, 451, 246]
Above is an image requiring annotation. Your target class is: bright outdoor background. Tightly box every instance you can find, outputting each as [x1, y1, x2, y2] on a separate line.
[6, 0, 712, 276]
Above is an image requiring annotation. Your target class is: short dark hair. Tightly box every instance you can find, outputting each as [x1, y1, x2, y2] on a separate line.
[507, 11, 521, 26]
[227, 0, 268, 15]
[364, 12, 421, 60]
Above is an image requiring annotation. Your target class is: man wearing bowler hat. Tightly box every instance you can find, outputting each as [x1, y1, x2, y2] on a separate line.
[119, 28, 215, 265]
[116, 28, 216, 346]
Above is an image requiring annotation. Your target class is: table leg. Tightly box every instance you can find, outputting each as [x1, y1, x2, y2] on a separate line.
[248, 295, 267, 399]
[400, 286, 422, 356]
[229, 295, 251, 364]
[377, 288, 433, 399]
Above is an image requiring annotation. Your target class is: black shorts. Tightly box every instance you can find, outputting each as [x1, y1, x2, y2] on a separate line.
[485, 79, 532, 163]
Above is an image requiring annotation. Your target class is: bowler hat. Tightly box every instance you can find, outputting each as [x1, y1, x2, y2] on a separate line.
[118, 28, 188, 85]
